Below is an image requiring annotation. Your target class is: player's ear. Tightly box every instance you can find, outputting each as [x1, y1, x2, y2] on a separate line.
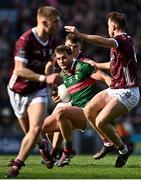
[114, 22, 119, 31]
[43, 20, 48, 27]
[113, 24, 116, 31]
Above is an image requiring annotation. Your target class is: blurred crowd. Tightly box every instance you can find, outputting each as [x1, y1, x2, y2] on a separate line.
[0, 0, 141, 137]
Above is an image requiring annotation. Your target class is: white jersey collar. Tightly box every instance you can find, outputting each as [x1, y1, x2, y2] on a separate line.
[32, 27, 49, 46]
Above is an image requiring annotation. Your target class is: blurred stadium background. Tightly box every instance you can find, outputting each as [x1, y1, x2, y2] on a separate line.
[0, 0, 141, 155]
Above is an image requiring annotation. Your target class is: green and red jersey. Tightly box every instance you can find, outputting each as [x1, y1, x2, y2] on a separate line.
[60, 60, 100, 108]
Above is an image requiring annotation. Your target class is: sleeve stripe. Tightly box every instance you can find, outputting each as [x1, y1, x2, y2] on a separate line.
[14, 56, 28, 64]
[112, 38, 119, 48]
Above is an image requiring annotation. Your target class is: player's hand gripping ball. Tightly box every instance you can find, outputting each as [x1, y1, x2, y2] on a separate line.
[57, 84, 71, 103]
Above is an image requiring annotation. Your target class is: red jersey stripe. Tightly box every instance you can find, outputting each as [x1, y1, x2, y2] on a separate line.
[67, 78, 96, 94]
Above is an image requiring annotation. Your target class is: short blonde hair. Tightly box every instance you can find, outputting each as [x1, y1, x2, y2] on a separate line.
[37, 6, 61, 19]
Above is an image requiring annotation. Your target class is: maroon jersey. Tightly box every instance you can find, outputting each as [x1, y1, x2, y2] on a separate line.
[9, 28, 58, 95]
[76, 51, 89, 61]
[110, 33, 138, 89]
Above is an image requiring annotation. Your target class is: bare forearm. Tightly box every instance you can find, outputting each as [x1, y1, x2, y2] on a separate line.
[99, 70, 111, 83]
[45, 61, 53, 75]
[79, 33, 107, 47]
[96, 62, 110, 70]
[14, 67, 43, 82]
[91, 70, 111, 86]
[64, 26, 117, 48]
[13, 61, 60, 85]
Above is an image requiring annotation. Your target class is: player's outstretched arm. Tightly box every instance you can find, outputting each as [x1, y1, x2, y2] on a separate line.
[64, 25, 117, 48]
[83, 59, 110, 70]
[95, 62, 110, 70]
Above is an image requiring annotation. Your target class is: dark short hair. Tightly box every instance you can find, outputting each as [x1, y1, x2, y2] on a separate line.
[66, 33, 82, 44]
[108, 11, 127, 29]
[37, 6, 61, 19]
[54, 45, 72, 56]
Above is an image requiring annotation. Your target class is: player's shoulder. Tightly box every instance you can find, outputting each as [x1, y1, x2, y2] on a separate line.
[114, 33, 133, 48]
[115, 33, 132, 42]
[77, 51, 89, 59]
[17, 29, 33, 43]
[15, 29, 34, 48]
[76, 59, 90, 66]
[76, 59, 92, 71]
[75, 59, 84, 66]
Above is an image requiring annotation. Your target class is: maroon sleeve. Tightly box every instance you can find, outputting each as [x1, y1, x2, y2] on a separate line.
[14, 32, 30, 60]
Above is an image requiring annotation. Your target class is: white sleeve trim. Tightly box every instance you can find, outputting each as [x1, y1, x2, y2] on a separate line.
[14, 56, 28, 64]
[111, 38, 119, 48]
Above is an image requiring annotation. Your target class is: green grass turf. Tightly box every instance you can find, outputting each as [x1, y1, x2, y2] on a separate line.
[0, 154, 141, 179]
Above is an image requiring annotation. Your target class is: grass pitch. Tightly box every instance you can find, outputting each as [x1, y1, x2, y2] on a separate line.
[0, 154, 141, 179]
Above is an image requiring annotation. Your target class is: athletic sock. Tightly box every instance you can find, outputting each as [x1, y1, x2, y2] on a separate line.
[38, 139, 46, 150]
[64, 141, 72, 152]
[103, 138, 113, 147]
[51, 147, 58, 157]
[13, 159, 25, 169]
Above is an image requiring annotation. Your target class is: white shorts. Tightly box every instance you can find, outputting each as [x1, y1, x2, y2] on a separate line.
[105, 87, 140, 111]
[7, 87, 48, 118]
[53, 101, 72, 113]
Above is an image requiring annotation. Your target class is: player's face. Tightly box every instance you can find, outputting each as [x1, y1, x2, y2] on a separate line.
[108, 19, 115, 37]
[65, 40, 81, 58]
[44, 16, 61, 35]
[56, 52, 71, 70]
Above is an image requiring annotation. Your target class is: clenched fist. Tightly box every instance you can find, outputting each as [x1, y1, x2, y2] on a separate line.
[46, 73, 61, 85]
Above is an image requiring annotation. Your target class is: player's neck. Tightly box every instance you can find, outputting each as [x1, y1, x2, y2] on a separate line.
[35, 26, 49, 42]
[67, 60, 74, 70]
[114, 30, 126, 37]
[72, 50, 81, 60]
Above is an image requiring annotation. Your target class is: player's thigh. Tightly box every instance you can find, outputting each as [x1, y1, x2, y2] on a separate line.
[58, 106, 87, 129]
[42, 113, 60, 133]
[96, 97, 128, 126]
[27, 102, 48, 129]
[27, 88, 49, 127]
[84, 90, 112, 116]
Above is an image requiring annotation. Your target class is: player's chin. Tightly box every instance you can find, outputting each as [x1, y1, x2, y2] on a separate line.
[61, 66, 67, 70]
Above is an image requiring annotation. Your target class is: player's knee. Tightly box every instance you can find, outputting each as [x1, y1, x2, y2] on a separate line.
[83, 106, 93, 120]
[55, 107, 66, 122]
[96, 120, 105, 130]
[23, 127, 29, 134]
[29, 125, 42, 136]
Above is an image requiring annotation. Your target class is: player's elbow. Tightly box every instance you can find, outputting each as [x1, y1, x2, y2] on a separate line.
[13, 69, 21, 76]
[13, 67, 24, 76]
[92, 70, 104, 81]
